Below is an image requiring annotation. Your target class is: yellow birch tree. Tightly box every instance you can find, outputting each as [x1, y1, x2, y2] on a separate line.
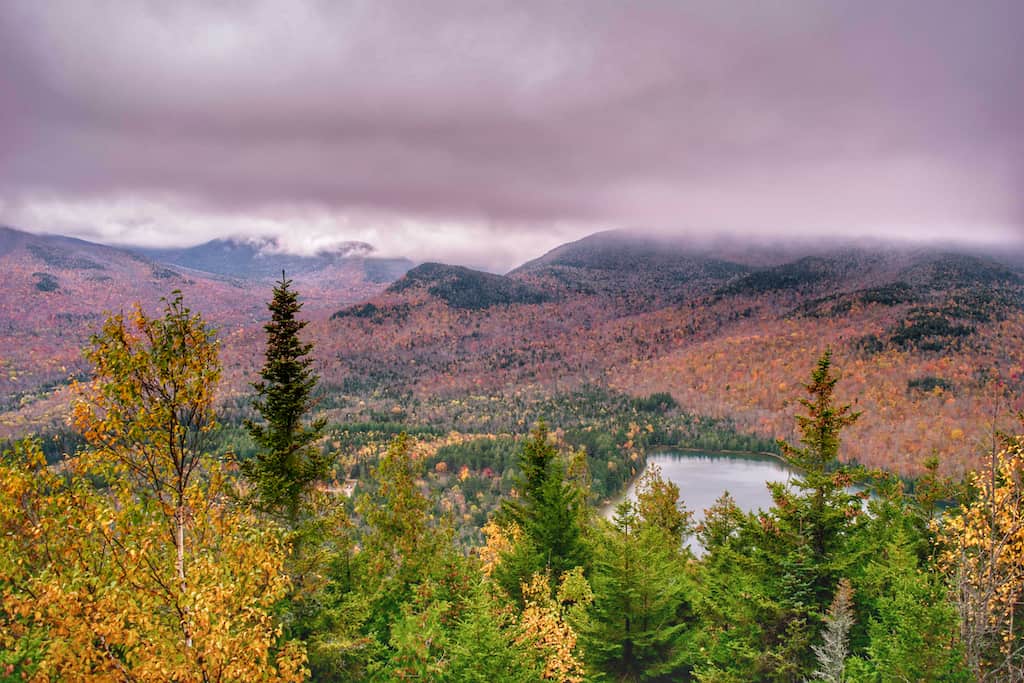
[1, 293, 306, 681]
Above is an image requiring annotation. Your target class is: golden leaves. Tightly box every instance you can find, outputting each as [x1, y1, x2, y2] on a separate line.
[514, 570, 592, 683]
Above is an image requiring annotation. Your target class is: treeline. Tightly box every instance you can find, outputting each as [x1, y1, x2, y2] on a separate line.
[3, 288, 1024, 681]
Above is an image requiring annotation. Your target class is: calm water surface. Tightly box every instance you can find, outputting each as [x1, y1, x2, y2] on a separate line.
[604, 450, 794, 551]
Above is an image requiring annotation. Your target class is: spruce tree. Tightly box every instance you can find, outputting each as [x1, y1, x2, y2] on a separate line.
[774, 348, 863, 595]
[243, 272, 329, 527]
[580, 500, 695, 681]
[495, 421, 589, 603]
[758, 349, 864, 677]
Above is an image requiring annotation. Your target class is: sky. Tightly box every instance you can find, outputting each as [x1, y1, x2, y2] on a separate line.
[1, 0, 1022, 271]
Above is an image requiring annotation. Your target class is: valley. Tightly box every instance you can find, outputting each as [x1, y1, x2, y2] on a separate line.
[2, 225, 1023, 483]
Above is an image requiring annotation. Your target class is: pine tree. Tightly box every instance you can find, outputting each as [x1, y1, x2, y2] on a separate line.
[847, 532, 969, 682]
[243, 272, 329, 527]
[580, 500, 695, 681]
[495, 421, 589, 603]
[447, 582, 543, 683]
[693, 351, 865, 681]
[772, 348, 864, 608]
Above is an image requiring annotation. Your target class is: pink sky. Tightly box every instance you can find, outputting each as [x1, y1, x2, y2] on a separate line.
[1, 1, 1022, 270]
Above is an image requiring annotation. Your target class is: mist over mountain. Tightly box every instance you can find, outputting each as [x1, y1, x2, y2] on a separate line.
[135, 236, 411, 281]
[3, 224, 1024, 479]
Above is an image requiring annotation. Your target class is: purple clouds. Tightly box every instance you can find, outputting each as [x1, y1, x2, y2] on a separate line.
[1, 1, 1021, 270]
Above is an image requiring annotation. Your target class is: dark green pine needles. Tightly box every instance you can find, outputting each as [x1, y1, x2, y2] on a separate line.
[243, 272, 329, 527]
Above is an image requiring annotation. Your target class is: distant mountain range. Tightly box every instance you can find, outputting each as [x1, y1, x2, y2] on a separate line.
[2, 224, 1023, 477]
[0, 226, 410, 430]
[135, 236, 412, 282]
[325, 230, 1024, 476]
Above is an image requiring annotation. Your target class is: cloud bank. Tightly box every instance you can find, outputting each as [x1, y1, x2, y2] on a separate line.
[1, 0, 1022, 270]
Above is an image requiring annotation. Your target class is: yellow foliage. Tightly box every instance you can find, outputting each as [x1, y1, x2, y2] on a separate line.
[514, 572, 590, 683]
[1, 298, 305, 681]
[479, 521, 519, 578]
[935, 437, 1024, 674]
[1, 441, 305, 681]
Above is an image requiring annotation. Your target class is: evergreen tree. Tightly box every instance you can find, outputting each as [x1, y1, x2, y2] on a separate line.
[446, 581, 543, 683]
[776, 348, 862, 570]
[580, 500, 695, 681]
[496, 421, 589, 603]
[311, 434, 471, 679]
[845, 532, 969, 682]
[768, 349, 865, 611]
[243, 272, 329, 527]
[691, 351, 866, 681]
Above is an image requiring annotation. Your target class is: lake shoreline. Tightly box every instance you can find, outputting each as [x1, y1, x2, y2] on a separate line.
[598, 445, 786, 510]
[598, 446, 794, 516]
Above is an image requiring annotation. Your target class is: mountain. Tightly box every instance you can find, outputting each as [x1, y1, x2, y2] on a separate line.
[136, 237, 412, 282]
[3, 225, 1024, 479]
[512, 231, 750, 302]
[0, 226, 411, 436]
[0, 226, 268, 426]
[319, 230, 1024, 477]
[386, 263, 552, 309]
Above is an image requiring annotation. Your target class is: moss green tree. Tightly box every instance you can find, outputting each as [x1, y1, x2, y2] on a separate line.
[844, 532, 968, 682]
[310, 434, 471, 679]
[496, 421, 589, 603]
[580, 499, 696, 681]
[244, 272, 329, 527]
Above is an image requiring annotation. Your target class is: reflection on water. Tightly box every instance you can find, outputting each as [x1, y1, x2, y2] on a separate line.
[603, 451, 794, 553]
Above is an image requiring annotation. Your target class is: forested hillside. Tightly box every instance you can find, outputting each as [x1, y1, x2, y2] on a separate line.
[3, 228, 1023, 481]
[3, 287, 1022, 680]
[319, 232, 1024, 478]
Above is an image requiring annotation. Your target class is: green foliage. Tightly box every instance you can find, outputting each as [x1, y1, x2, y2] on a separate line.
[579, 500, 696, 681]
[719, 257, 829, 296]
[635, 463, 693, 544]
[496, 422, 590, 603]
[243, 273, 329, 526]
[31, 272, 59, 292]
[388, 262, 552, 309]
[305, 434, 474, 679]
[852, 333, 885, 356]
[26, 243, 104, 270]
[846, 534, 969, 682]
[632, 392, 679, 414]
[776, 348, 863, 566]
[890, 309, 975, 351]
[447, 582, 543, 682]
[330, 302, 412, 323]
[856, 281, 918, 306]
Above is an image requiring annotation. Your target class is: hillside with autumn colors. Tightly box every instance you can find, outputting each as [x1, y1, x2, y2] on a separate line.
[2, 226, 1023, 478]
[318, 231, 1024, 477]
[0, 226, 406, 435]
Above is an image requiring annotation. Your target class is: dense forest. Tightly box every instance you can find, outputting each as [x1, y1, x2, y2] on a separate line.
[2, 282, 1023, 682]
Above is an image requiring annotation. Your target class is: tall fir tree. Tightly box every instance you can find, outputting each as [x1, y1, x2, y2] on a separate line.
[579, 500, 695, 681]
[773, 348, 864, 602]
[495, 421, 589, 604]
[244, 272, 329, 527]
[759, 348, 865, 678]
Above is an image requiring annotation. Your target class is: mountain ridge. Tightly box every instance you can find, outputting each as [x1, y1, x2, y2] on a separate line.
[2, 224, 1024, 478]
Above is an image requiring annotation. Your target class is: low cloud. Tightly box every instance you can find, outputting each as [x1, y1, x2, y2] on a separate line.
[1, 0, 1022, 269]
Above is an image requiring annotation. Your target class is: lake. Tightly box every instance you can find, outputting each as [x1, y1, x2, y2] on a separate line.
[603, 450, 795, 553]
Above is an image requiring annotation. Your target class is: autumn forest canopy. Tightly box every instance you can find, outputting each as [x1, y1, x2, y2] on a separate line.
[2, 259, 1024, 682]
[4, 0, 1024, 676]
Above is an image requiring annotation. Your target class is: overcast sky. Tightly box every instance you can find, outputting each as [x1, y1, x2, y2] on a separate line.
[1, 1, 1022, 270]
